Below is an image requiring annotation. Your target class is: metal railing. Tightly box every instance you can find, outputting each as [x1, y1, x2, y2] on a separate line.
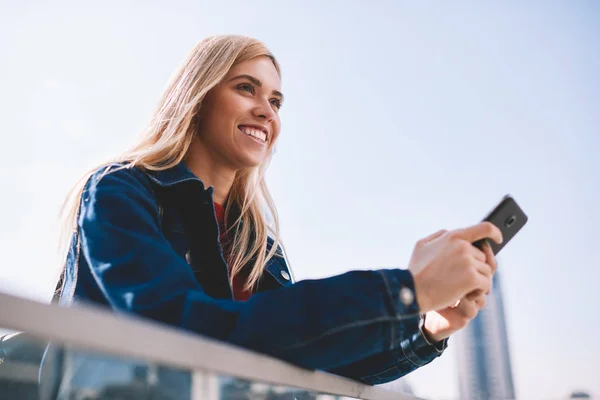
[0, 292, 422, 399]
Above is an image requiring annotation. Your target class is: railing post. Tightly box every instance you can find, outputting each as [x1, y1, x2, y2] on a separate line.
[191, 370, 219, 400]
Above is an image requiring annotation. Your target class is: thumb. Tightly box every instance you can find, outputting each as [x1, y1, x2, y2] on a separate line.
[421, 229, 448, 244]
[455, 222, 503, 245]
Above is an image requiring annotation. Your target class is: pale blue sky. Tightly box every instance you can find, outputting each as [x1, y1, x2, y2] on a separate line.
[0, 1, 598, 399]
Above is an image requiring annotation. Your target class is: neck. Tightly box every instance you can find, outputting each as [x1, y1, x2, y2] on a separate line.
[185, 139, 236, 205]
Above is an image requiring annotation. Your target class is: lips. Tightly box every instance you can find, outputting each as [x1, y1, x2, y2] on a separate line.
[238, 125, 267, 143]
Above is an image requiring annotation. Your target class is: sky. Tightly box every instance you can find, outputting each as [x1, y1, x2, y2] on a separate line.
[0, 1, 598, 399]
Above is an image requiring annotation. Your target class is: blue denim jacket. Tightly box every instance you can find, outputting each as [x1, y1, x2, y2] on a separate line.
[57, 161, 446, 395]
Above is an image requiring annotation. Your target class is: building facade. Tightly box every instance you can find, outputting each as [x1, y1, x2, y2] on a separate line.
[456, 271, 516, 400]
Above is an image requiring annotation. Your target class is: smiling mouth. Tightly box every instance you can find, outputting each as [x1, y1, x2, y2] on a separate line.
[238, 125, 267, 144]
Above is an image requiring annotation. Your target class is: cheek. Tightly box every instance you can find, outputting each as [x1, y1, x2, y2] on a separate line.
[221, 97, 243, 117]
[207, 91, 241, 119]
[222, 93, 252, 117]
[204, 98, 240, 140]
[271, 117, 282, 143]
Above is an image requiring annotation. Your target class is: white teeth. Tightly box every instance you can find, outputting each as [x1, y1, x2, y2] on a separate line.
[240, 127, 267, 142]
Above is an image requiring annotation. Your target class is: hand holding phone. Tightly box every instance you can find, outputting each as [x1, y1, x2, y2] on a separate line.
[472, 195, 528, 255]
[464, 195, 527, 298]
[413, 195, 527, 340]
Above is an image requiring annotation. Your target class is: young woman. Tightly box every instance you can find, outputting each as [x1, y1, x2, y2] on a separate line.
[53, 35, 501, 394]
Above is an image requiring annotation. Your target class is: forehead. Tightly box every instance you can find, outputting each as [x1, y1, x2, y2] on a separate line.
[226, 57, 281, 90]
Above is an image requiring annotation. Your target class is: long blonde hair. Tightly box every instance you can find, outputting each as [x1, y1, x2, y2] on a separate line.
[57, 35, 283, 294]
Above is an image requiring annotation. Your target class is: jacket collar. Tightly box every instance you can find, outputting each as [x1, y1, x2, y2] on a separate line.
[142, 161, 294, 286]
[144, 161, 207, 189]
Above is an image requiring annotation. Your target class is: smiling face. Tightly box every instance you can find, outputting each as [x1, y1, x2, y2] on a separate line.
[195, 56, 283, 170]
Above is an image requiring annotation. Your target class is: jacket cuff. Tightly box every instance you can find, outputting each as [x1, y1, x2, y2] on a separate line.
[397, 314, 448, 366]
[380, 269, 421, 320]
[418, 314, 448, 353]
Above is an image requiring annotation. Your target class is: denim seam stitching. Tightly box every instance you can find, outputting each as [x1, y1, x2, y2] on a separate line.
[146, 174, 200, 187]
[378, 270, 400, 318]
[378, 271, 403, 351]
[273, 314, 417, 355]
[400, 340, 425, 367]
[358, 358, 403, 381]
[389, 319, 395, 351]
[379, 272, 396, 350]
[418, 328, 445, 354]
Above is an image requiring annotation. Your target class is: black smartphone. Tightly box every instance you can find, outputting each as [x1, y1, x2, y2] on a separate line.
[473, 194, 528, 255]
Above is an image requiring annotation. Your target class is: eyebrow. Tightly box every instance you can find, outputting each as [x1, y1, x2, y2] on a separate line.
[229, 74, 284, 102]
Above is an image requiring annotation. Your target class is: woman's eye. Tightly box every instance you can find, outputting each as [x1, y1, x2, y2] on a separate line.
[270, 99, 282, 110]
[238, 83, 255, 94]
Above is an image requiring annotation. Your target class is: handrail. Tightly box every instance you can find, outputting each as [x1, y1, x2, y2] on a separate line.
[0, 292, 422, 400]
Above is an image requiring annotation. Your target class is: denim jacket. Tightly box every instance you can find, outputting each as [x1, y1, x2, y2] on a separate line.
[57, 161, 447, 396]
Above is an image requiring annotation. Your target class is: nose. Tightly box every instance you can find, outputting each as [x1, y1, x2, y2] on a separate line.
[252, 99, 276, 122]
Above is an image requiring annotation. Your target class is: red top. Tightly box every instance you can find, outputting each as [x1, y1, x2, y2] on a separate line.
[214, 202, 252, 301]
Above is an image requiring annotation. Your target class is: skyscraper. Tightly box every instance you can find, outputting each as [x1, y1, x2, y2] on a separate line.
[456, 270, 516, 400]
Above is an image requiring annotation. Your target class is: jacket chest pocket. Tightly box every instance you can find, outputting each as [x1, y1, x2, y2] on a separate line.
[160, 208, 191, 264]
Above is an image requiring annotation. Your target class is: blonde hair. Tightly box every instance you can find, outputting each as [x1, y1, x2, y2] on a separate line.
[57, 35, 283, 294]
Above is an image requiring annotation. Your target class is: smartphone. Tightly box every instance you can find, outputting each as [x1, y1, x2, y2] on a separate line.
[473, 194, 528, 255]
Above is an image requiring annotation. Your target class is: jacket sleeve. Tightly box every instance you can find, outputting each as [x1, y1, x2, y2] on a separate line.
[326, 318, 448, 385]
[76, 166, 442, 375]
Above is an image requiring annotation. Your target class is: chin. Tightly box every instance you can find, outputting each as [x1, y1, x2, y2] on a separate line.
[235, 152, 267, 170]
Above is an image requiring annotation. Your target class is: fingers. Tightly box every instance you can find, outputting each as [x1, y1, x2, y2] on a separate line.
[457, 297, 479, 319]
[465, 289, 483, 301]
[454, 222, 503, 246]
[469, 244, 487, 263]
[458, 292, 487, 320]
[474, 294, 487, 309]
[474, 259, 494, 279]
[482, 241, 497, 274]
[466, 290, 487, 308]
[472, 265, 494, 294]
[420, 229, 448, 244]
[476, 242, 496, 295]
[464, 242, 496, 295]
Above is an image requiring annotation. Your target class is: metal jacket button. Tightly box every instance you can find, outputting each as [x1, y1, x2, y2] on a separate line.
[399, 287, 414, 306]
[280, 270, 290, 281]
[185, 251, 192, 264]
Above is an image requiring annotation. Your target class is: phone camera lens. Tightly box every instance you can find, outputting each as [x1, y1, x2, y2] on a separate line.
[505, 215, 517, 228]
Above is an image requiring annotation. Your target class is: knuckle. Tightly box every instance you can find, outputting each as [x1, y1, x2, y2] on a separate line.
[490, 261, 498, 272]
[448, 230, 462, 241]
[468, 264, 479, 278]
[478, 296, 487, 308]
[463, 310, 475, 323]
[467, 269, 480, 286]
[457, 240, 472, 254]
[483, 264, 493, 278]
[482, 221, 495, 232]
[476, 248, 487, 261]
[467, 305, 479, 319]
